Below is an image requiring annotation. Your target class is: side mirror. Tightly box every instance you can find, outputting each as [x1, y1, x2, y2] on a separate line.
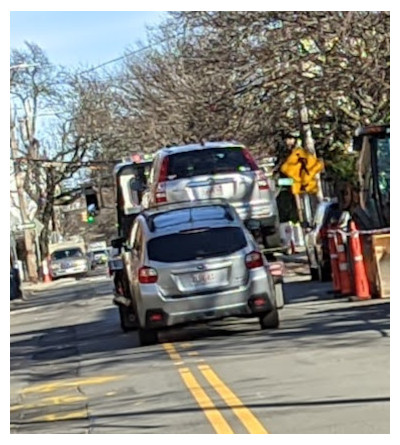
[111, 237, 125, 249]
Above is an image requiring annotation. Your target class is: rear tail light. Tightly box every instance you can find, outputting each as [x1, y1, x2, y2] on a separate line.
[253, 297, 266, 307]
[158, 157, 169, 182]
[155, 182, 167, 204]
[242, 148, 259, 170]
[245, 251, 264, 269]
[138, 266, 158, 284]
[256, 170, 270, 190]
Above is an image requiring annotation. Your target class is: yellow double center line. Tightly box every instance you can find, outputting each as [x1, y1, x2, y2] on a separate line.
[162, 343, 268, 434]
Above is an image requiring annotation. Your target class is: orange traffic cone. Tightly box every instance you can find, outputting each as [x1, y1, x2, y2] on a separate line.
[42, 256, 52, 283]
[349, 221, 371, 300]
[328, 226, 341, 294]
[336, 229, 353, 296]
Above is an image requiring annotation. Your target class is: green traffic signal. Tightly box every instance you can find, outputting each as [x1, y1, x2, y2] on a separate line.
[87, 215, 95, 224]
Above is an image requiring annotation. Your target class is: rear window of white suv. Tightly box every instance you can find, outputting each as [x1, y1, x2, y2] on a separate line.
[166, 147, 258, 180]
[147, 227, 247, 262]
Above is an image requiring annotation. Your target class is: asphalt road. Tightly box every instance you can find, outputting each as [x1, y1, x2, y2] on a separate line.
[10, 260, 390, 434]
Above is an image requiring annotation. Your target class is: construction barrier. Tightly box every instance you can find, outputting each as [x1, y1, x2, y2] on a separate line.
[279, 222, 304, 254]
[335, 229, 353, 296]
[42, 255, 52, 283]
[348, 221, 371, 300]
[328, 225, 390, 299]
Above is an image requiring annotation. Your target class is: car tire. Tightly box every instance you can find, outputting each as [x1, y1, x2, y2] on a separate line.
[138, 327, 158, 346]
[119, 305, 138, 332]
[259, 307, 280, 329]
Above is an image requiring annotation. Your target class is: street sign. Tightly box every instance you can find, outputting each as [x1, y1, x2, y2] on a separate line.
[280, 147, 324, 194]
[277, 178, 294, 186]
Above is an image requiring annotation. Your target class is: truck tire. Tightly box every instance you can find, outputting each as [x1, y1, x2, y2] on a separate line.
[259, 307, 280, 329]
[138, 327, 158, 346]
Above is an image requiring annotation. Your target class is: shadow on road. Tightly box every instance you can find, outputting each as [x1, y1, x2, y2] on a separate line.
[11, 271, 390, 382]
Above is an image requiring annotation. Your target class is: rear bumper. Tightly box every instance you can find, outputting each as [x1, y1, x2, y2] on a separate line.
[51, 265, 88, 277]
[231, 201, 278, 226]
[136, 269, 276, 328]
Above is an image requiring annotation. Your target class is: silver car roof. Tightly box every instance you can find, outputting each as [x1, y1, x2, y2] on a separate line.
[142, 198, 231, 216]
[157, 141, 245, 156]
[139, 203, 243, 239]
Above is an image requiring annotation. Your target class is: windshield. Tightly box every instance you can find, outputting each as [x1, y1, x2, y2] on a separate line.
[51, 248, 84, 261]
[147, 227, 247, 262]
[166, 147, 257, 180]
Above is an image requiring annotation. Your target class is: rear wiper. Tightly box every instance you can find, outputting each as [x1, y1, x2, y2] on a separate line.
[195, 250, 228, 259]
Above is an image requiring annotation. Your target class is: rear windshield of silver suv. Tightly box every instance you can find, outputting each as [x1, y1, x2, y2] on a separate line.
[147, 227, 247, 262]
[166, 147, 257, 180]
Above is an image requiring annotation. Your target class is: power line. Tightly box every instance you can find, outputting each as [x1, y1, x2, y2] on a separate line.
[12, 157, 116, 166]
[75, 36, 175, 76]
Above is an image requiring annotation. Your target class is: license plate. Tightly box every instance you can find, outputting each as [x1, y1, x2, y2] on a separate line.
[192, 271, 216, 285]
[195, 184, 223, 199]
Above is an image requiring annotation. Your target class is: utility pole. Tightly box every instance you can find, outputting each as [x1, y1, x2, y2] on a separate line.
[298, 92, 324, 203]
[10, 115, 38, 282]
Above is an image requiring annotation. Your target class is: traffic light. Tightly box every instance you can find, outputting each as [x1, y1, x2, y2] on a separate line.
[83, 187, 99, 224]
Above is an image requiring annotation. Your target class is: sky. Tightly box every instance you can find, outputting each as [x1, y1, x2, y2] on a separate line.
[10, 11, 168, 69]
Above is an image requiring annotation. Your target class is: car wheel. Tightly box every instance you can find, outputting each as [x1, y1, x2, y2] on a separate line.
[259, 307, 280, 329]
[118, 305, 138, 332]
[138, 327, 158, 346]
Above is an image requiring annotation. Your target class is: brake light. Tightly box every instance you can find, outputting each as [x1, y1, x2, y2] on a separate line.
[256, 170, 270, 190]
[155, 182, 167, 204]
[245, 251, 264, 269]
[138, 266, 158, 284]
[155, 157, 169, 203]
[242, 148, 259, 170]
[158, 157, 169, 182]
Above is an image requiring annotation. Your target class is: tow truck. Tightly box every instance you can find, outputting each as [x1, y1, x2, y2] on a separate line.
[108, 155, 153, 331]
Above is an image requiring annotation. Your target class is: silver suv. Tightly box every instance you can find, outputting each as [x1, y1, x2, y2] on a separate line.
[142, 142, 282, 249]
[122, 200, 280, 346]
